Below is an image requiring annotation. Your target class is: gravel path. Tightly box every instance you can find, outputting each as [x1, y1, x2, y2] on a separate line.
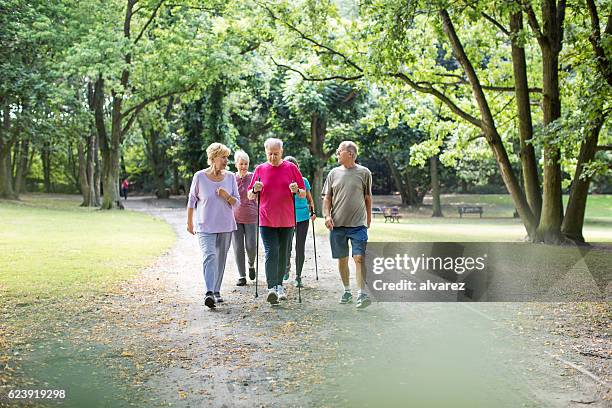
[83, 197, 609, 407]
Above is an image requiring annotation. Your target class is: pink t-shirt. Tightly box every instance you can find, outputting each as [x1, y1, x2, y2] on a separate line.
[234, 172, 258, 224]
[248, 161, 305, 228]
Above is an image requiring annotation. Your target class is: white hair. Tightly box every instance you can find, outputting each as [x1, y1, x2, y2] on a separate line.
[264, 138, 283, 150]
[234, 150, 249, 164]
[340, 141, 358, 158]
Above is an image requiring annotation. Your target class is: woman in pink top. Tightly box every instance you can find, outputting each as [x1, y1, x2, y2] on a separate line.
[247, 138, 305, 305]
[232, 150, 258, 286]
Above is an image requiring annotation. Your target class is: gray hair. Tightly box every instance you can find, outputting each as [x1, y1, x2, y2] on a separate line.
[284, 156, 298, 168]
[234, 150, 249, 164]
[264, 137, 283, 150]
[340, 141, 358, 158]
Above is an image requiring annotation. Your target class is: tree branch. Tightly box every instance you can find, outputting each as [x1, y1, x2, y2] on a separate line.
[393, 72, 482, 128]
[595, 145, 612, 151]
[271, 57, 364, 82]
[524, 4, 545, 46]
[121, 85, 195, 135]
[167, 3, 220, 12]
[259, 2, 363, 73]
[134, 0, 165, 45]
[481, 11, 510, 36]
[586, 0, 612, 86]
[433, 73, 542, 92]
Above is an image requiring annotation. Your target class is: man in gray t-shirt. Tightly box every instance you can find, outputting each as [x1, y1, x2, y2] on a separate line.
[322, 141, 372, 309]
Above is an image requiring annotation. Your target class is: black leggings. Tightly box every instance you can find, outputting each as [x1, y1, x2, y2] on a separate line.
[260, 226, 292, 289]
[287, 220, 309, 277]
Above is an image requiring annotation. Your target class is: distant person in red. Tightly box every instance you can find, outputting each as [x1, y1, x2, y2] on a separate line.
[121, 178, 129, 200]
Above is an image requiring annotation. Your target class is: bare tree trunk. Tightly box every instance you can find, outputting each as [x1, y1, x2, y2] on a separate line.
[440, 9, 536, 236]
[14, 138, 30, 194]
[385, 155, 410, 205]
[78, 139, 90, 205]
[93, 132, 101, 206]
[309, 113, 332, 215]
[510, 11, 542, 220]
[403, 167, 417, 205]
[172, 164, 180, 196]
[0, 103, 16, 199]
[525, 0, 566, 243]
[41, 142, 52, 193]
[430, 155, 443, 217]
[562, 112, 605, 242]
[11, 138, 19, 181]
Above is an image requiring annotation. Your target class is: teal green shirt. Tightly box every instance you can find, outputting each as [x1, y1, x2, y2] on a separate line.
[295, 177, 311, 222]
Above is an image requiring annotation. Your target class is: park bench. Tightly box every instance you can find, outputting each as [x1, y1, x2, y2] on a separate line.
[372, 206, 384, 218]
[383, 206, 402, 223]
[458, 205, 483, 218]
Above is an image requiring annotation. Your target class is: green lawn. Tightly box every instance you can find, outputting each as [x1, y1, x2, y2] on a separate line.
[0, 194, 175, 303]
[314, 194, 612, 242]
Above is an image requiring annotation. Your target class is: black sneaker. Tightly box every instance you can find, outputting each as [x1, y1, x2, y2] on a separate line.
[236, 277, 247, 286]
[214, 292, 223, 303]
[204, 292, 215, 309]
[249, 266, 256, 281]
[356, 293, 371, 309]
[339, 291, 353, 304]
[266, 288, 279, 305]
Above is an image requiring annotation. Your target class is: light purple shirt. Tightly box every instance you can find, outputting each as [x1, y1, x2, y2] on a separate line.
[187, 170, 240, 233]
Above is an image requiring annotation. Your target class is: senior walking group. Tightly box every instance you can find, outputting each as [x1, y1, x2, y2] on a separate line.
[186, 138, 372, 309]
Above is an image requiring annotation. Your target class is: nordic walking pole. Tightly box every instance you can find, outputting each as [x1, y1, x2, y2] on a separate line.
[311, 208, 319, 280]
[292, 180, 301, 303]
[254, 176, 261, 299]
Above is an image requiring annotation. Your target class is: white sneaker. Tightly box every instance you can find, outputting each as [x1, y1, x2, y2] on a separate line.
[266, 288, 279, 304]
[277, 285, 287, 300]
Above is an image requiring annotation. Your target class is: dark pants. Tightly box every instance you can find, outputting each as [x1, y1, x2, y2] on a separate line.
[287, 220, 309, 277]
[260, 226, 292, 289]
[121, 188, 128, 200]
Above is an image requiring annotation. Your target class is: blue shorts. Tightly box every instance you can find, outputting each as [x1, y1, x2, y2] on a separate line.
[329, 226, 368, 259]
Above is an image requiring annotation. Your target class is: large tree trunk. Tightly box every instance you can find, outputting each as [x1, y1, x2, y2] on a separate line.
[78, 139, 91, 206]
[14, 138, 30, 194]
[0, 103, 16, 199]
[86, 81, 100, 207]
[440, 9, 537, 237]
[403, 167, 415, 205]
[510, 11, 542, 221]
[41, 142, 52, 193]
[385, 155, 410, 205]
[532, 0, 566, 243]
[537, 47, 563, 243]
[172, 164, 180, 196]
[309, 113, 332, 215]
[561, 112, 605, 242]
[93, 133, 101, 206]
[430, 155, 443, 217]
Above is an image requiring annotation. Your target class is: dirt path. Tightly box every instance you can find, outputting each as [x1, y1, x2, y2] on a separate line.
[4, 196, 609, 407]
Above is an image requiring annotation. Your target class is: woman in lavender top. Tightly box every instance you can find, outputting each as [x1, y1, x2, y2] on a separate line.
[232, 150, 258, 286]
[187, 143, 240, 309]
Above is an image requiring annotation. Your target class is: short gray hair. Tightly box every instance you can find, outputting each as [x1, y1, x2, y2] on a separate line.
[264, 138, 283, 150]
[284, 156, 298, 168]
[340, 141, 358, 158]
[234, 150, 249, 164]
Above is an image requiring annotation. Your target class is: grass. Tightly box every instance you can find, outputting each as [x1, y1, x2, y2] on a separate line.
[0, 194, 175, 303]
[314, 194, 612, 242]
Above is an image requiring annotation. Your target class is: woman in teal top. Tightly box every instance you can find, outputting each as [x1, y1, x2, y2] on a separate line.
[284, 156, 316, 287]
